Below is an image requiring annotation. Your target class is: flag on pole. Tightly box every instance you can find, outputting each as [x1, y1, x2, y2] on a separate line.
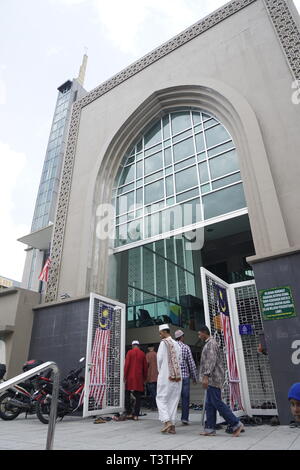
[38, 257, 51, 282]
[89, 304, 113, 409]
[217, 285, 243, 410]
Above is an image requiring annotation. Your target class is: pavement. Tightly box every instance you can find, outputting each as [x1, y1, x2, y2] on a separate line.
[0, 410, 299, 451]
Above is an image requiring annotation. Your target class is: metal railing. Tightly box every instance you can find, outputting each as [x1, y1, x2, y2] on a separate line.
[0, 361, 60, 450]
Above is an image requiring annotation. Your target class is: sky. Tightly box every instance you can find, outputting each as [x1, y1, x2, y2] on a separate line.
[1, 0, 300, 282]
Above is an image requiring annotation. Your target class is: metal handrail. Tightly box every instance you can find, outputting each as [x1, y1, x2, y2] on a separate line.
[0, 361, 59, 450]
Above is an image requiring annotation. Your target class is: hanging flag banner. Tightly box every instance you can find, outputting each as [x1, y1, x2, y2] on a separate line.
[38, 257, 51, 282]
[217, 284, 243, 411]
[89, 303, 114, 409]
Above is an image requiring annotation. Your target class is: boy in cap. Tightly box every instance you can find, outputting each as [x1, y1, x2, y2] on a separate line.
[175, 329, 198, 425]
[288, 383, 300, 427]
[124, 340, 148, 420]
[156, 324, 182, 434]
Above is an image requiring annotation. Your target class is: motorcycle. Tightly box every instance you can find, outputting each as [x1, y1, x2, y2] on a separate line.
[36, 357, 85, 424]
[0, 359, 48, 421]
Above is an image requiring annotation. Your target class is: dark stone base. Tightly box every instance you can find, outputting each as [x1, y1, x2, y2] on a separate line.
[29, 298, 89, 379]
[252, 252, 300, 425]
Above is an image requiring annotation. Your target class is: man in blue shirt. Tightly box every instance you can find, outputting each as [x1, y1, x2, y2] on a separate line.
[175, 329, 198, 425]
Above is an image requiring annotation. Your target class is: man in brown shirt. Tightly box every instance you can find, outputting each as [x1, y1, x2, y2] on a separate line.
[146, 344, 158, 410]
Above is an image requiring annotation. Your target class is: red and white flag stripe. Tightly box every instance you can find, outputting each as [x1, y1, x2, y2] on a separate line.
[221, 313, 243, 410]
[38, 257, 51, 282]
[89, 327, 111, 408]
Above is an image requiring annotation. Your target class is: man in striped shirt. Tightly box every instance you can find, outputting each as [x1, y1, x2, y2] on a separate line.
[175, 329, 198, 425]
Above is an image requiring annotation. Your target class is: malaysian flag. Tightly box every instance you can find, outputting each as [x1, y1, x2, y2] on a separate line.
[89, 304, 113, 409]
[38, 257, 51, 282]
[217, 285, 243, 410]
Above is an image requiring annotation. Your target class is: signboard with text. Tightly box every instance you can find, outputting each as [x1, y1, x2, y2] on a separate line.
[259, 286, 296, 321]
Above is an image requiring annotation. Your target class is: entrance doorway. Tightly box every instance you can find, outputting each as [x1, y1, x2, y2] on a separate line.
[201, 267, 277, 417]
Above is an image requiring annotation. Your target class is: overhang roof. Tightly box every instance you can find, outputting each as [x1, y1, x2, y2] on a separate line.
[18, 224, 53, 250]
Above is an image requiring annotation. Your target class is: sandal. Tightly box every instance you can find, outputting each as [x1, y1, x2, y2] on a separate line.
[94, 417, 106, 424]
[199, 431, 216, 436]
[161, 422, 172, 433]
[167, 425, 176, 434]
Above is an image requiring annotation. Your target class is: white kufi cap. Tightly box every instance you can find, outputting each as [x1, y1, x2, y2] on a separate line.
[159, 324, 169, 331]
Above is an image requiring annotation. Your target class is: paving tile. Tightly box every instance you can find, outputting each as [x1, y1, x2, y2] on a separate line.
[0, 412, 298, 451]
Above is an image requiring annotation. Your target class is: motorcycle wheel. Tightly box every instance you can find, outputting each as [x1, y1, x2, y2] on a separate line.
[0, 392, 21, 420]
[36, 398, 51, 424]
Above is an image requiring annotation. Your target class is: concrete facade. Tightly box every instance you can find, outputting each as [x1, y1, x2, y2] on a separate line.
[29, 297, 89, 377]
[45, 0, 300, 302]
[0, 288, 40, 378]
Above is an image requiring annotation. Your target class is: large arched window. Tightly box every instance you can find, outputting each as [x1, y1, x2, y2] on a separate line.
[113, 109, 246, 248]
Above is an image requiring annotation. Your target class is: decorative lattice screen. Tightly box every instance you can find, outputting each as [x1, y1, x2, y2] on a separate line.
[83, 294, 125, 417]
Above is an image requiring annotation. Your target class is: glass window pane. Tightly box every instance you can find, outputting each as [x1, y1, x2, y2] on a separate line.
[202, 112, 211, 121]
[175, 156, 196, 171]
[204, 118, 218, 129]
[205, 124, 230, 148]
[136, 188, 143, 206]
[127, 218, 143, 242]
[145, 180, 164, 204]
[192, 112, 201, 125]
[175, 166, 198, 193]
[164, 147, 172, 166]
[209, 150, 239, 179]
[199, 162, 209, 183]
[118, 182, 134, 195]
[173, 137, 194, 162]
[203, 183, 246, 219]
[126, 155, 135, 165]
[144, 121, 162, 148]
[176, 188, 199, 203]
[136, 160, 143, 179]
[144, 170, 163, 184]
[212, 172, 241, 190]
[171, 111, 191, 135]
[197, 152, 206, 162]
[117, 191, 134, 214]
[145, 143, 162, 157]
[162, 205, 184, 232]
[144, 151, 163, 175]
[120, 165, 135, 185]
[195, 132, 205, 153]
[181, 197, 201, 225]
[166, 175, 174, 197]
[173, 128, 192, 144]
[116, 224, 128, 246]
[201, 184, 211, 194]
[163, 116, 170, 139]
[145, 212, 161, 238]
[208, 141, 234, 158]
[165, 166, 172, 176]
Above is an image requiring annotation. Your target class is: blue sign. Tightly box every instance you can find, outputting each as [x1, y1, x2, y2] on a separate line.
[239, 324, 254, 335]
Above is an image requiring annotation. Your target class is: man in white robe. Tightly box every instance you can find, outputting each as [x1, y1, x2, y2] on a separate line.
[156, 324, 182, 434]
